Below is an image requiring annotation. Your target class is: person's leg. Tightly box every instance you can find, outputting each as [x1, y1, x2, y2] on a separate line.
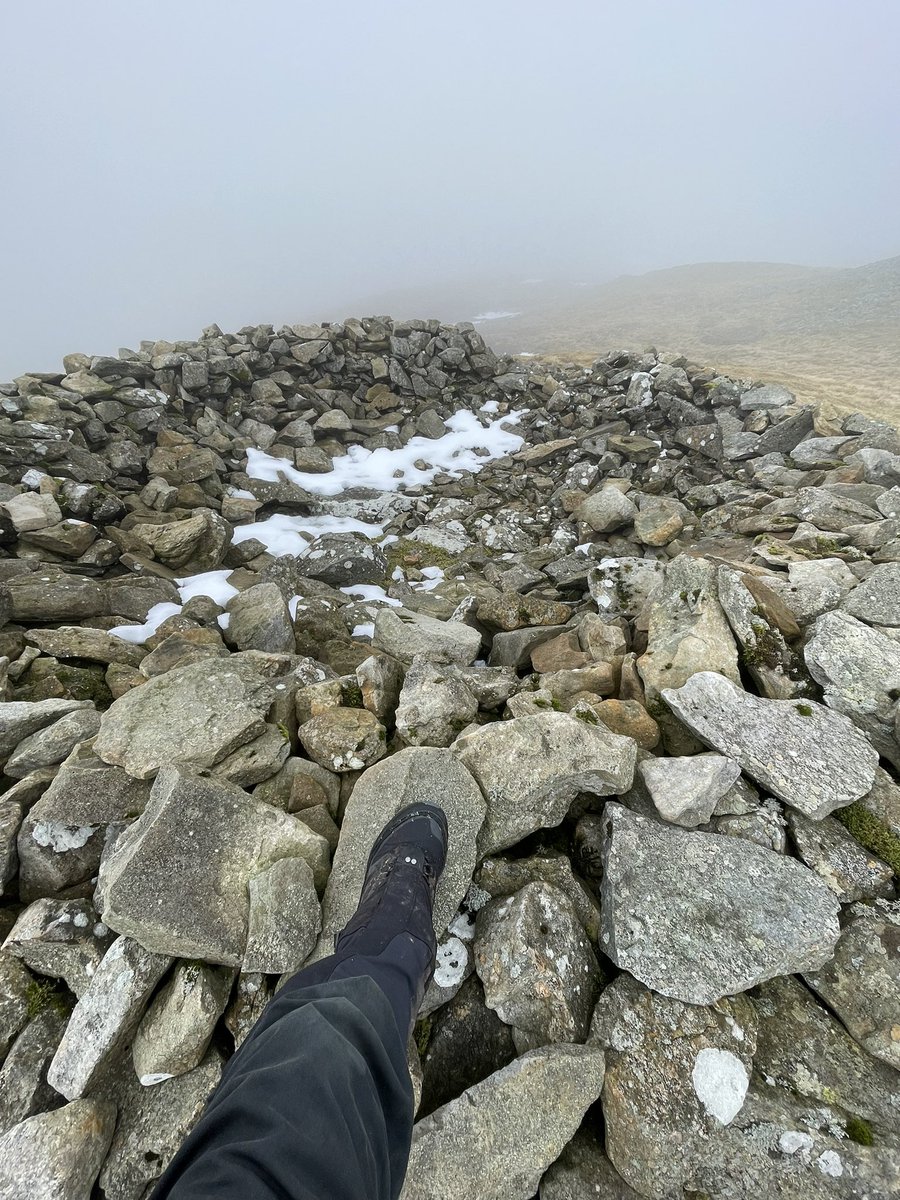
[149, 803, 448, 1200]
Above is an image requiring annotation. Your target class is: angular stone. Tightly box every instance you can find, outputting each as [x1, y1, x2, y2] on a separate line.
[754, 975, 900, 1138]
[475, 853, 602, 942]
[94, 659, 275, 780]
[2, 898, 114, 997]
[786, 809, 895, 902]
[418, 975, 516, 1118]
[356, 653, 404, 723]
[540, 1127, 642, 1200]
[717, 565, 803, 700]
[475, 882, 602, 1051]
[0, 1097, 116, 1200]
[5, 707, 101, 779]
[475, 592, 571, 633]
[253, 755, 340, 817]
[455, 712, 636, 856]
[637, 555, 741, 752]
[589, 973, 757, 1199]
[298, 706, 387, 772]
[243, 856, 321, 974]
[128, 508, 231, 572]
[588, 557, 665, 619]
[488, 625, 567, 669]
[400, 1044, 606, 1200]
[638, 752, 741, 828]
[373, 607, 482, 665]
[804, 609, 900, 766]
[225, 582, 295, 653]
[842, 561, 900, 625]
[739, 383, 795, 410]
[25, 626, 146, 667]
[662, 670, 878, 818]
[395, 656, 478, 747]
[301, 533, 387, 587]
[208, 723, 291, 788]
[576, 487, 638, 533]
[0, 698, 92, 761]
[99, 766, 330, 965]
[633, 495, 686, 546]
[132, 962, 233, 1085]
[0, 953, 31, 1059]
[47, 936, 171, 1100]
[313, 748, 485, 960]
[98, 1047, 224, 1200]
[591, 698, 660, 749]
[1, 491, 62, 533]
[804, 899, 900, 1071]
[0, 1004, 69, 1136]
[599, 804, 841, 1004]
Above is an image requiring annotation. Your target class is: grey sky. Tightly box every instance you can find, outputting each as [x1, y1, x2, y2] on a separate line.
[1, 0, 898, 377]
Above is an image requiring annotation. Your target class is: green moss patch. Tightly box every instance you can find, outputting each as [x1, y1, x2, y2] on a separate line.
[834, 802, 900, 877]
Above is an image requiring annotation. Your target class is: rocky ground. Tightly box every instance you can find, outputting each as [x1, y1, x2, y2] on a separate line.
[0, 318, 898, 1199]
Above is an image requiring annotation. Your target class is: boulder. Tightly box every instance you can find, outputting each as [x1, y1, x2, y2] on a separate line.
[94, 659, 275, 780]
[243, 856, 321, 974]
[99, 766, 329, 966]
[5, 707, 101, 779]
[400, 1044, 606, 1200]
[662, 670, 879, 818]
[0, 1097, 116, 1200]
[2, 898, 114, 998]
[395, 657, 478, 747]
[599, 804, 841, 1004]
[638, 752, 741, 828]
[373, 607, 482, 665]
[0, 699, 93, 762]
[298, 707, 387, 772]
[225, 582, 296, 654]
[300, 533, 388, 586]
[132, 962, 233, 1084]
[0, 1004, 69, 1136]
[455, 712, 636, 855]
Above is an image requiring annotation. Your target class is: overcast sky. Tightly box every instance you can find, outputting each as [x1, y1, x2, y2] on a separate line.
[1, 0, 898, 378]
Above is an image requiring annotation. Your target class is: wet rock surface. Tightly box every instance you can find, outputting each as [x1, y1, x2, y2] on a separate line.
[1, 322, 899, 1195]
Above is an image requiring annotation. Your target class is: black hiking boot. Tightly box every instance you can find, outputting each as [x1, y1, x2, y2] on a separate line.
[327, 803, 449, 1039]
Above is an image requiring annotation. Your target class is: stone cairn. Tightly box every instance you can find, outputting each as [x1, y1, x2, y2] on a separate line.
[0, 318, 898, 1199]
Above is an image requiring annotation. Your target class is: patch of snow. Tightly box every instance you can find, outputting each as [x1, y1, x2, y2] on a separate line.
[31, 823, 98, 852]
[448, 911, 477, 942]
[340, 584, 403, 607]
[480, 400, 500, 414]
[21, 469, 47, 489]
[140, 1072, 175, 1087]
[433, 936, 469, 989]
[472, 311, 521, 321]
[351, 623, 375, 639]
[245, 410, 523, 497]
[232, 511, 385, 557]
[217, 613, 230, 631]
[691, 1047, 749, 1125]
[177, 569, 238, 607]
[110, 601, 181, 644]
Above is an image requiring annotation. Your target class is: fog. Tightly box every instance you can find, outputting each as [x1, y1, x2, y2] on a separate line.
[1, 0, 898, 378]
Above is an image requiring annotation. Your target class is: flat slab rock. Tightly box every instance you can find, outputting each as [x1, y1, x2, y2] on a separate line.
[661, 670, 878, 818]
[599, 804, 841, 1004]
[400, 1043, 606, 1200]
[94, 658, 276, 780]
[455, 711, 636, 856]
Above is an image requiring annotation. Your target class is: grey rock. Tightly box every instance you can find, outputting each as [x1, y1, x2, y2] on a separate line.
[374, 605, 483, 666]
[132, 962, 233, 1084]
[1, 799, 22, 891]
[475, 882, 601, 1051]
[455, 712, 636, 856]
[662, 670, 879, 818]
[0, 699, 92, 762]
[0, 953, 31, 1059]
[576, 487, 638, 533]
[0, 1004, 69, 1135]
[633, 495, 687, 546]
[765, 558, 857, 625]
[253, 755, 340, 817]
[540, 1127, 642, 1200]
[24, 625, 146, 667]
[599, 804, 841, 1004]
[47, 935, 171, 1100]
[754, 975, 900, 1138]
[356, 653, 404, 723]
[1, 491, 62, 533]
[787, 809, 895, 902]
[588, 557, 665, 619]
[395, 656, 478, 747]
[225, 582, 295, 653]
[739, 383, 795, 410]
[313, 748, 485, 960]
[713, 799, 788, 854]
[716, 565, 802, 699]
[638, 555, 741, 752]
[98, 1047, 224, 1200]
[804, 609, 900, 766]
[590, 973, 757, 1199]
[804, 898, 900, 1071]
[223, 972, 273, 1049]
[99, 766, 329, 965]
[400, 1043, 606, 1200]
[842, 561, 900, 625]
[791, 435, 859, 467]
[298, 707, 387, 772]
[2, 898, 114, 997]
[639, 752, 741, 828]
[0, 1097, 116, 1200]
[488, 625, 568, 669]
[5, 707, 101, 778]
[207, 722, 291, 787]
[128, 508, 231, 573]
[475, 853, 602, 942]
[94, 659, 275, 779]
[301, 533, 387, 587]
[243, 856, 321, 974]
[418, 975, 516, 1118]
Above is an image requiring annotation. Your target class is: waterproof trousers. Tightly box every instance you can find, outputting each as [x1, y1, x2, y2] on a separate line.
[149, 954, 418, 1200]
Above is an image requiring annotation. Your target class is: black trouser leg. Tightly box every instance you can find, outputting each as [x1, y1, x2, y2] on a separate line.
[149, 963, 417, 1200]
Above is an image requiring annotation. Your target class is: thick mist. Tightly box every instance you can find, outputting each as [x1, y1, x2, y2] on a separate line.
[1, 0, 898, 378]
